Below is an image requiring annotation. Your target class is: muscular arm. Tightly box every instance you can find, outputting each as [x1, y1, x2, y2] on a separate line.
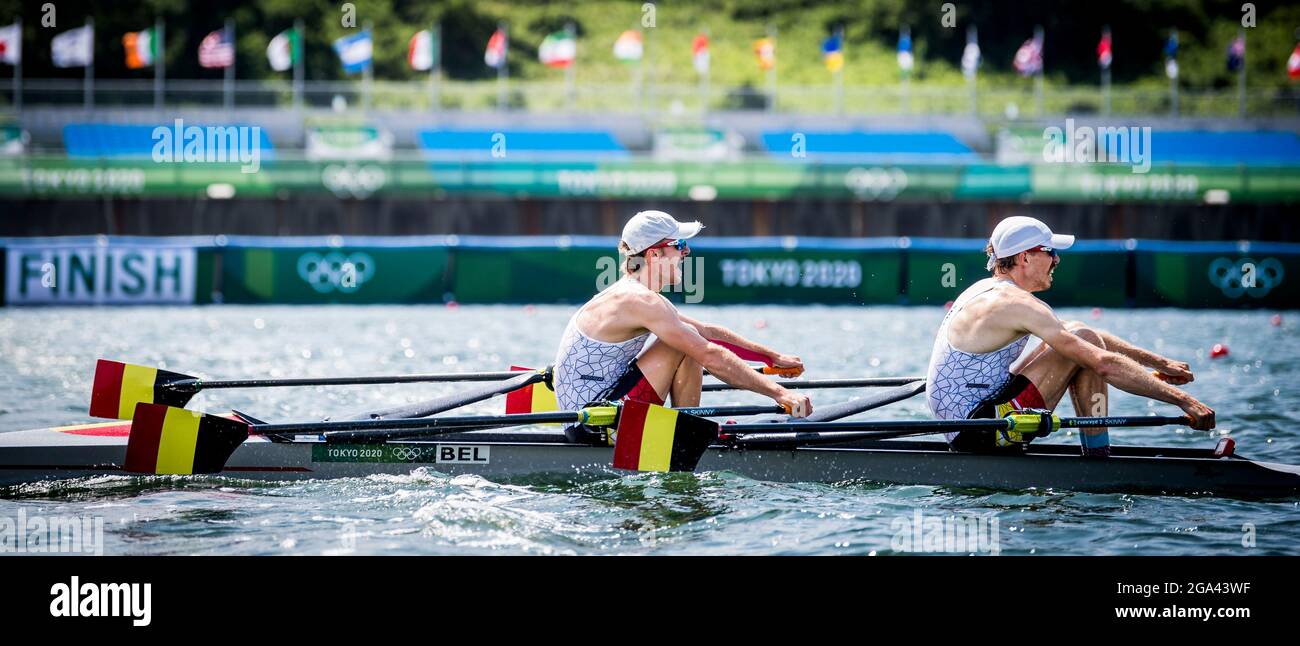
[1015, 298, 1195, 408]
[1092, 329, 1169, 370]
[635, 298, 787, 400]
[677, 314, 780, 360]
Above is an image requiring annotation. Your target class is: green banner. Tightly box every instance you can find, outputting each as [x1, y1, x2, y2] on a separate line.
[1135, 250, 1294, 308]
[5, 157, 1295, 202]
[217, 246, 449, 304]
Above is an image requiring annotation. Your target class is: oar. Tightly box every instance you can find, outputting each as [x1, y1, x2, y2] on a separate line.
[611, 402, 1195, 473]
[122, 402, 622, 475]
[724, 414, 1193, 446]
[89, 359, 548, 420]
[700, 377, 924, 392]
[121, 401, 794, 475]
[340, 370, 546, 421]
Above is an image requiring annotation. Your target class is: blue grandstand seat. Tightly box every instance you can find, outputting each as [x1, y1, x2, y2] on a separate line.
[417, 129, 628, 160]
[1135, 131, 1300, 165]
[760, 130, 978, 161]
[63, 123, 275, 159]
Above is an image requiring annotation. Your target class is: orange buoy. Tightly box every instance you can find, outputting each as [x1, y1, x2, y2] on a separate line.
[446, 300, 460, 310]
[944, 300, 955, 311]
[1090, 307, 1103, 320]
[1209, 343, 1229, 359]
[524, 304, 536, 315]
[1271, 314, 1283, 327]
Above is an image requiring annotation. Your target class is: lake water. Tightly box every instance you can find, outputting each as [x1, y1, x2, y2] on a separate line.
[1, 305, 1296, 555]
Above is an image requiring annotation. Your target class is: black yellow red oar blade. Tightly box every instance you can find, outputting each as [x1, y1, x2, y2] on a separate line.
[124, 403, 250, 475]
[90, 359, 197, 420]
[504, 366, 559, 415]
[612, 401, 718, 473]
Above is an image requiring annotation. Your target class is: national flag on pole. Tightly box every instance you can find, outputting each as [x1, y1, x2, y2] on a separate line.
[122, 28, 156, 69]
[612, 401, 716, 473]
[753, 37, 775, 71]
[613, 30, 642, 62]
[1098, 31, 1112, 69]
[333, 30, 373, 74]
[897, 29, 913, 73]
[692, 33, 709, 75]
[485, 28, 507, 68]
[1227, 35, 1245, 72]
[1164, 32, 1179, 79]
[408, 29, 435, 71]
[538, 30, 575, 68]
[0, 22, 20, 65]
[822, 33, 843, 72]
[267, 27, 299, 72]
[1013, 34, 1043, 76]
[961, 36, 981, 79]
[1289, 44, 1300, 81]
[52, 25, 93, 68]
[198, 27, 234, 69]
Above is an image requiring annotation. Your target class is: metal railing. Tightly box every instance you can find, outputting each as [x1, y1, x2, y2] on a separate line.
[1, 77, 1298, 118]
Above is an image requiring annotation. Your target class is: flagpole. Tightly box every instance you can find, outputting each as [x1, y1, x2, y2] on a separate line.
[766, 23, 776, 113]
[154, 17, 164, 111]
[833, 26, 844, 116]
[497, 21, 508, 112]
[1168, 30, 1178, 117]
[292, 19, 304, 112]
[562, 22, 575, 110]
[633, 27, 644, 115]
[1101, 26, 1111, 116]
[13, 17, 20, 114]
[85, 17, 94, 110]
[431, 22, 441, 112]
[900, 25, 910, 115]
[1033, 26, 1044, 117]
[699, 26, 709, 116]
[967, 25, 977, 116]
[223, 18, 234, 112]
[1237, 29, 1247, 118]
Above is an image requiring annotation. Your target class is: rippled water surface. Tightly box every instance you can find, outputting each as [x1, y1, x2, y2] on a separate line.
[1, 305, 1297, 555]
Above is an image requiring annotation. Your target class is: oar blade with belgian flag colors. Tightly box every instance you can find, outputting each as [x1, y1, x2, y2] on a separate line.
[503, 366, 559, 416]
[124, 403, 250, 475]
[613, 401, 719, 473]
[90, 359, 198, 420]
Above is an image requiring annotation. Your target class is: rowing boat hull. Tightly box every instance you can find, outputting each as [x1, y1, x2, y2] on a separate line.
[2, 422, 1298, 498]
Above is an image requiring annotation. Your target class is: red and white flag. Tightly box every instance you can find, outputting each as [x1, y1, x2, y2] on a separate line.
[484, 28, 507, 69]
[1289, 44, 1300, 81]
[692, 33, 709, 75]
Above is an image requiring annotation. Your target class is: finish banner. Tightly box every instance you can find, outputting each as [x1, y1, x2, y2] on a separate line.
[4, 243, 196, 305]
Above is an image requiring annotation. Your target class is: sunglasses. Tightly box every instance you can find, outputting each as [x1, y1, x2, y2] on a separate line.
[1029, 245, 1059, 259]
[645, 239, 690, 253]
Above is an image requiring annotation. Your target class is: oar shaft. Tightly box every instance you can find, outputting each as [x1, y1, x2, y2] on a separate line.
[258, 409, 591, 436]
[725, 415, 1190, 435]
[700, 377, 924, 392]
[189, 371, 527, 390]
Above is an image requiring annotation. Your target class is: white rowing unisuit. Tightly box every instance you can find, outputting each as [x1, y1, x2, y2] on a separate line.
[925, 278, 1036, 439]
[552, 281, 651, 416]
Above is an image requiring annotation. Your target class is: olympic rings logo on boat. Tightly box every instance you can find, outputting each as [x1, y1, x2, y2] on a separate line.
[844, 167, 908, 201]
[1208, 257, 1284, 298]
[296, 251, 376, 293]
[388, 446, 433, 462]
[322, 163, 386, 199]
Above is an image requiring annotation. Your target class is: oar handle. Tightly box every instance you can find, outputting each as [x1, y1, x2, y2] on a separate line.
[760, 366, 804, 378]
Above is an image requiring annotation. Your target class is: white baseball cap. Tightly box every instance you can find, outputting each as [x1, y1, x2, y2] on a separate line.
[986, 216, 1075, 270]
[621, 210, 704, 255]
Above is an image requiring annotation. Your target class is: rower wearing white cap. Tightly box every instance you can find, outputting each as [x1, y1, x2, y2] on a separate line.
[925, 216, 1215, 457]
[553, 210, 812, 444]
